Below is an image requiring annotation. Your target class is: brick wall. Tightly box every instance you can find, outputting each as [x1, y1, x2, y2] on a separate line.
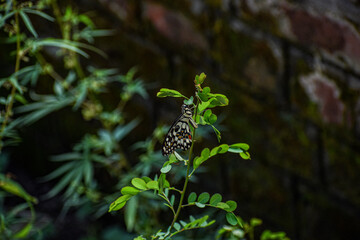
[95, 0, 360, 239]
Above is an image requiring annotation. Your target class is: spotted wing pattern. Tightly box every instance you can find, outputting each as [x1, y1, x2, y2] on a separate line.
[162, 107, 194, 156]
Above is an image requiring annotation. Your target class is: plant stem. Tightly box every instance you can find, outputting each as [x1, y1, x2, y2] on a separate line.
[170, 100, 199, 229]
[0, 1, 21, 151]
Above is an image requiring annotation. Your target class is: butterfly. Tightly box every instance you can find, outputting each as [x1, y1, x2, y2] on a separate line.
[162, 104, 198, 156]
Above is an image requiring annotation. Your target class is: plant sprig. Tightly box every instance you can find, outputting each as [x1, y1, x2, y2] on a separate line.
[109, 73, 252, 239]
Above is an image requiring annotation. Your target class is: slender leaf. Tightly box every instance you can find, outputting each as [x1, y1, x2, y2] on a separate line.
[113, 118, 140, 141]
[32, 39, 89, 58]
[19, 10, 38, 38]
[22, 9, 54, 21]
[125, 197, 137, 231]
[156, 88, 187, 98]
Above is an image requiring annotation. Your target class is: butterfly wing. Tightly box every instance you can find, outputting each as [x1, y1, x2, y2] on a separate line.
[162, 114, 193, 156]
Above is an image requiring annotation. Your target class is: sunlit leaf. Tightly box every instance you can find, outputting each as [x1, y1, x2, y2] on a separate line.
[198, 101, 210, 113]
[146, 181, 159, 190]
[109, 195, 131, 212]
[156, 88, 187, 98]
[0, 174, 37, 203]
[121, 186, 140, 196]
[131, 178, 147, 190]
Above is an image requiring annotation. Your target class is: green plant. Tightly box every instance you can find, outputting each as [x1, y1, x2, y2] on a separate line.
[0, 167, 38, 239]
[1, 0, 151, 238]
[109, 73, 264, 239]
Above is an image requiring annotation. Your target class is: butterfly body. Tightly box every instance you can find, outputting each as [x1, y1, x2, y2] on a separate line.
[162, 104, 197, 156]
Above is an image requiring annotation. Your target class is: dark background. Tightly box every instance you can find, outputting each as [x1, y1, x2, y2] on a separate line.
[2, 0, 360, 239]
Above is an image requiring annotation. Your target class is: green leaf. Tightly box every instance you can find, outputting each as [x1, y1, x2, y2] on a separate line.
[13, 222, 32, 238]
[146, 180, 159, 190]
[160, 163, 172, 173]
[207, 94, 229, 108]
[0, 11, 15, 28]
[210, 193, 222, 206]
[22, 9, 54, 22]
[226, 213, 238, 226]
[211, 125, 221, 142]
[131, 178, 147, 190]
[168, 153, 178, 163]
[208, 113, 217, 125]
[194, 72, 206, 85]
[180, 220, 187, 227]
[19, 10, 38, 38]
[32, 38, 89, 58]
[210, 144, 229, 157]
[240, 151, 251, 160]
[188, 192, 197, 203]
[195, 202, 205, 208]
[198, 86, 211, 101]
[113, 118, 140, 141]
[174, 222, 181, 231]
[250, 218, 262, 227]
[125, 197, 137, 231]
[230, 143, 250, 151]
[121, 186, 140, 196]
[197, 192, 210, 204]
[203, 109, 212, 119]
[156, 88, 186, 98]
[198, 101, 210, 113]
[225, 200, 237, 212]
[193, 148, 210, 169]
[109, 195, 131, 212]
[141, 176, 152, 183]
[173, 151, 184, 161]
[134, 235, 146, 240]
[216, 202, 230, 210]
[184, 96, 194, 105]
[198, 72, 207, 84]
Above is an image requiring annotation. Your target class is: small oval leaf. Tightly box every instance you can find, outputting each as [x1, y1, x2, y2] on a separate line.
[121, 186, 140, 196]
[131, 178, 147, 190]
[146, 180, 159, 190]
[225, 200, 237, 212]
[188, 192, 197, 203]
[210, 193, 222, 206]
[160, 164, 172, 173]
[198, 192, 210, 204]
[174, 222, 181, 231]
[226, 213, 238, 226]
[216, 202, 230, 210]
